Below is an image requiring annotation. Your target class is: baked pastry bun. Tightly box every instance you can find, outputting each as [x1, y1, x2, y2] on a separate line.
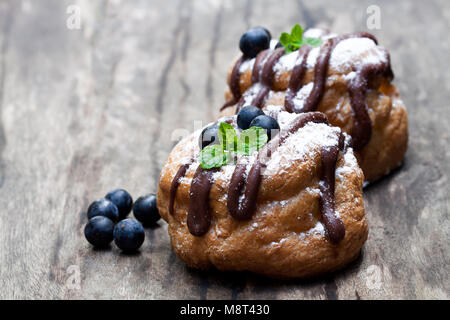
[157, 111, 368, 278]
[220, 28, 408, 182]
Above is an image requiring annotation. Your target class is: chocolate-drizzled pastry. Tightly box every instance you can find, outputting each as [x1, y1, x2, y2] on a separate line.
[221, 28, 408, 183]
[157, 111, 368, 278]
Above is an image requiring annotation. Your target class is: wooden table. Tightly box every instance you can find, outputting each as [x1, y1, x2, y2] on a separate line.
[0, 0, 448, 300]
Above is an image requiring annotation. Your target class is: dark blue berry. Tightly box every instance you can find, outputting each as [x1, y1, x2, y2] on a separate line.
[239, 27, 271, 58]
[199, 124, 220, 149]
[237, 106, 265, 130]
[105, 189, 133, 220]
[275, 41, 283, 49]
[84, 216, 114, 248]
[133, 194, 160, 225]
[260, 27, 271, 40]
[249, 115, 280, 140]
[113, 219, 145, 252]
[87, 198, 119, 222]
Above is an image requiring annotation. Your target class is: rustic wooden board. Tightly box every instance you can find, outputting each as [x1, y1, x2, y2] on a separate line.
[0, 0, 448, 299]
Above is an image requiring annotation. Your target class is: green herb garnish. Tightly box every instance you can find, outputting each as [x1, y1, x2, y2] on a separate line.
[218, 122, 237, 152]
[200, 144, 227, 169]
[279, 24, 322, 53]
[237, 127, 268, 156]
[199, 123, 268, 169]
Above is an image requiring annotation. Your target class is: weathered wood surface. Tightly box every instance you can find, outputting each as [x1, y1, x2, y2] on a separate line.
[0, 0, 448, 300]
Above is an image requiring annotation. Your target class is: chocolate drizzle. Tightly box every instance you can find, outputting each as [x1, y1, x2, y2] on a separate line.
[236, 48, 285, 112]
[221, 56, 246, 110]
[319, 139, 345, 244]
[251, 49, 270, 83]
[285, 45, 312, 113]
[169, 158, 194, 215]
[170, 31, 387, 241]
[187, 166, 218, 236]
[228, 112, 328, 221]
[284, 32, 388, 150]
[347, 51, 393, 149]
[170, 113, 347, 242]
[227, 112, 346, 243]
[224, 32, 393, 151]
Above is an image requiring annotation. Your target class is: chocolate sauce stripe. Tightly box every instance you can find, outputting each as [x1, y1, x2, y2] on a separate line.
[187, 166, 218, 236]
[285, 45, 312, 113]
[348, 50, 392, 150]
[180, 31, 386, 238]
[225, 32, 388, 151]
[237, 48, 285, 112]
[228, 112, 346, 243]
[319, 139, 345, 244]
[220, 56, 245, 111]
[251, 49, 270, 83]
[169, 158, 194, 216]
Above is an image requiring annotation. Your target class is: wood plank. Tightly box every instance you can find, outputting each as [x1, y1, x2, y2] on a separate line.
[0, 0, 448, 299]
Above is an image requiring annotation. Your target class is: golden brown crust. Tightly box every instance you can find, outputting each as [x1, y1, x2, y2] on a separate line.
[157, 122, 368, 278]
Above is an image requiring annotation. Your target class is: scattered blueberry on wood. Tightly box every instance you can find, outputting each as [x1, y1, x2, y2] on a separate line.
[105, 189, 133, 219]
[84, 216, 115, 248]
[84, 189, 156, 252]
[87, 198, 119, 222]
[133, 194, 161, 225]
[113, 218, 145, 252]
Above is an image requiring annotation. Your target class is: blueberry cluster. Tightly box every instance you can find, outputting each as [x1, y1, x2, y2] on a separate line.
[84, 189, 160, 252]
[199, 106, 280, 149]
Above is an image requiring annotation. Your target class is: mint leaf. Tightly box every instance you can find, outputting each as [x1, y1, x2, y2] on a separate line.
[218, 122, 237, 152]
[279, 32, 291, 47]
[303, 37, 322, 47]
[278, 23, 322, 53]
[238, 127, 268, 156]
[199, 122, 269, 169]
[290, 24, 303, 42]
[200, 144, 227, 169]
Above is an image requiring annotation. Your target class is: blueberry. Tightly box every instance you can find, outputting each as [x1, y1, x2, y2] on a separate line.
[87, 198, 119, 222]
[84, 216, 115, 248]
[237, 106, 265, 130]
[249, 115, 280, 140]
[105, 189, 133, 220]
[199, 124, 220, 149]
[275, 41, 283, 49]
[260, 27, 271, 40]
[113, 219, 145, 252]
[133, 194, 160, 225]
[239, 27, 271, 58]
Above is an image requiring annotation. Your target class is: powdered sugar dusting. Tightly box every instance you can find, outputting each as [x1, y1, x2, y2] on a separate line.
[335, 146, 359, 181]
[306, 36, 387, 73]
[239, 58, 254, 73]
[292, 82, 313, 111]
[269, 39, 279, 49]
[303, 28, 336, 40]
[240, 83, 262, 107]
[274, 51, 298, 73]
[299, 221, 325, 240]
[330, 37, 386, 71]
[264, 120, 341, 175]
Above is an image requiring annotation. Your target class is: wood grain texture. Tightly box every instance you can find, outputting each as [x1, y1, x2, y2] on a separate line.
[0, 0, 448, 299]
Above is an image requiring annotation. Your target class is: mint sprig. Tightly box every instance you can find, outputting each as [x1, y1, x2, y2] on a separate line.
[237, 127, 268, 156]
[279, 24, 322, 53]
[200, 144, 227, 170]
[199, 123, 268, 169]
